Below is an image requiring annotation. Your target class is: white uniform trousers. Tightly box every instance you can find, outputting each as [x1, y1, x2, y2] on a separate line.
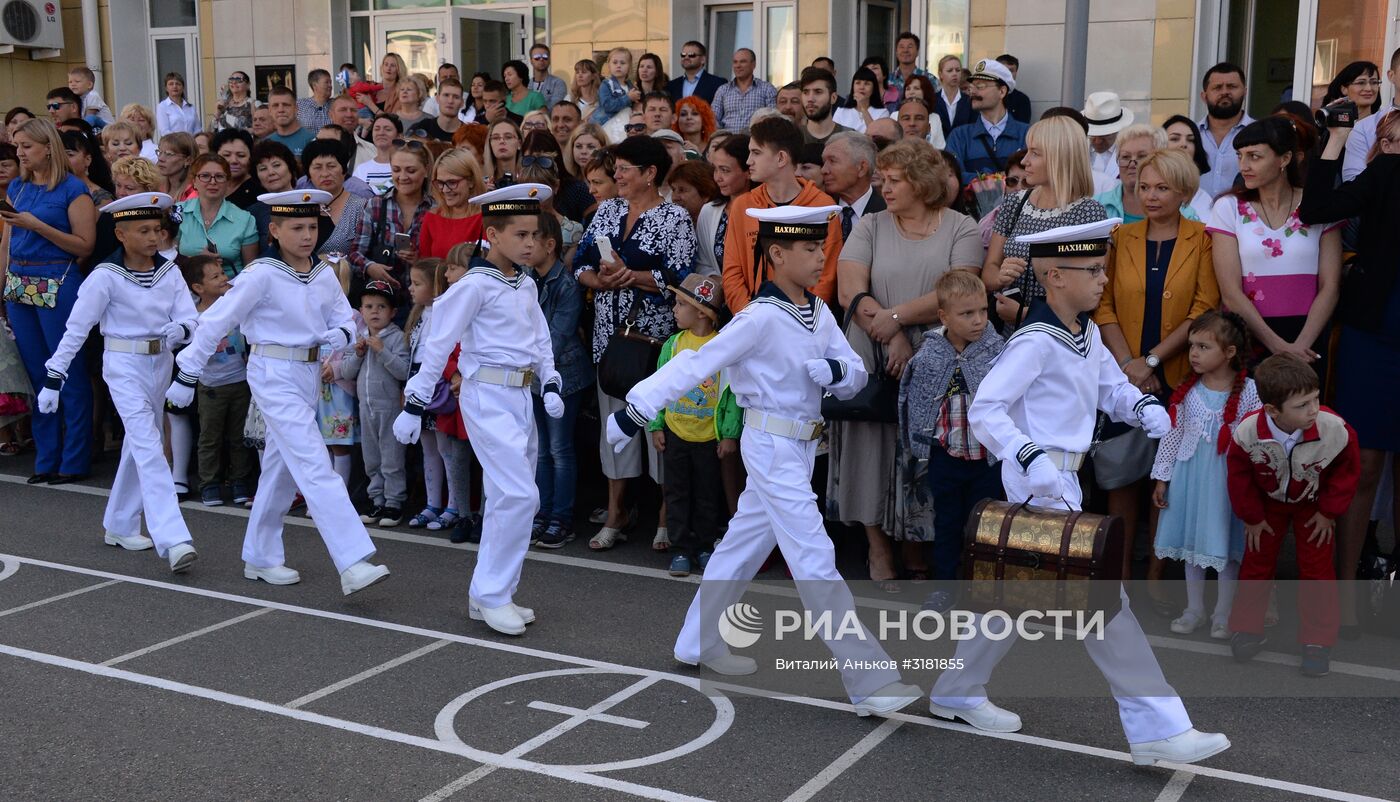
[243, 355, 376, 573]
[674, 428, 901, 703]
[459, 379, 538, 608]
[102, 351, 192, 556]
[929, 463, 1193, 744]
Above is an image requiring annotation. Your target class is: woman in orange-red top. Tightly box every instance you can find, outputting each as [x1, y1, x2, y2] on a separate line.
[417, 148, 485, 259]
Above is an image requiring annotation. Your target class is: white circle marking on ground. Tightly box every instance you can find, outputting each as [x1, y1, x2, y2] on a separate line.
[434, 667, 735, 773]
[0, 556, 18, 583]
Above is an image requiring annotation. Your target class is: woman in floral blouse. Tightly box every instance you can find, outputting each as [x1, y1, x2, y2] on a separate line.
[1207, 117, 1342, 375]
[573, 136, 696, 551]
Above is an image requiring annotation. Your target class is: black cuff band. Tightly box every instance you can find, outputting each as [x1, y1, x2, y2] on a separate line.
[43, 375, 63, 391]
[179, 322, 191, 340]
[543, 379, 562, 397]
[1134, 395, 1163, 414]
[824, 358, 845, 384]
[404, 400, 425, 416]
[615, 408, 642, 438]
[1016, 443, 1045, 472]
[175, 371, 199, 388]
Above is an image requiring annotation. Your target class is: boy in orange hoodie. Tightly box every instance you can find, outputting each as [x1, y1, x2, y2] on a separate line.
[722, 116, 843, 313]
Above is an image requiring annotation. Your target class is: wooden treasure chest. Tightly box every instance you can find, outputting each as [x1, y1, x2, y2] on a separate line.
[959, 499, 1125, 615]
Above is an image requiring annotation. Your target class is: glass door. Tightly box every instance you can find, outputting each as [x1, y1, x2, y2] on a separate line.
[150, 33, 201, 111]
[452, 8, 526, 73]
[375, 12, 445, 75]
[861, 0, 897, 71]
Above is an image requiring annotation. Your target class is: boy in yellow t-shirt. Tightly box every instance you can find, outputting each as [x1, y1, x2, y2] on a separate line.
[649, 274, 741, 577]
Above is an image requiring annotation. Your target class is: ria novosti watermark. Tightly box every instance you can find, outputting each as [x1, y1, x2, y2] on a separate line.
[719, 602, 1107, 649]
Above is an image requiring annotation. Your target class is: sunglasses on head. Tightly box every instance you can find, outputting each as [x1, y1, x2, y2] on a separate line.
[521, 155, 556, 170]
[392, 138, 428, 150]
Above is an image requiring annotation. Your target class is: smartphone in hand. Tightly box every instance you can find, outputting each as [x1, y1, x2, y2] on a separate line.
[0, 199, 16, 215]
[596, 235, 615, 265]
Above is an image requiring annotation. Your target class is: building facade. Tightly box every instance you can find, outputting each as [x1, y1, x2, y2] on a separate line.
[1, 0, 1396, 127]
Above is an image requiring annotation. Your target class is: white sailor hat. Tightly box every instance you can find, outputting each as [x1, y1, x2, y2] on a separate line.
[469, 183, 553, 217]
[102, 192, 173, 221]
[259, 189, 333, 217]
[746, 204, 840, 241]
[650, 128, 684, 144]
[970, 59, 1016, 93]
[1017, 217, 1122, 259]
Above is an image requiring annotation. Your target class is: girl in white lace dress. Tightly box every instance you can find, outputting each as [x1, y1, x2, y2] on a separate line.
[1151, 311, 1260, 638]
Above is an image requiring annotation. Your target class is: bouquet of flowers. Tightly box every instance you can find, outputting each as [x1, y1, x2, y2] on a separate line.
[966, 172, 1008, 220]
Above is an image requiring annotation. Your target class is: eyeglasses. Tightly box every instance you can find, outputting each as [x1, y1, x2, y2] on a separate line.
[1004, 175, 1022, 188]
[531, 55, 550, 61]
[522, 120, 548, 130]
[614, 163, 640, 173]
[624, 123, 647, 134]
[1117, 154, 1142, 166]
[1054, 265, 1107, 278]
[521, 155, 556, 170]
[195, 173, 228, 183]
[1349, 78, 1383, 88]
[228, 76, 247, 83]
[433, 177, 465, 190]
[488, 134, 517, 143]
[391, 138, 428, 150]
[681, 52, 702, 59]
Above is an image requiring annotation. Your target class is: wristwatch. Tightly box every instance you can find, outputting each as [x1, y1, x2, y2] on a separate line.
[890, 311, 901, 323]
[1144, 353, 1161, 369]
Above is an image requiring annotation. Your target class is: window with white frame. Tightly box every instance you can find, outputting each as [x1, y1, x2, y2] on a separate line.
[761, 1, 796, 87]
[707, 5, 755, 82]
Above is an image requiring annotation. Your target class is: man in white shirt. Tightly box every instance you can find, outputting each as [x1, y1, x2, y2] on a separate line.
[820, 132, 885, 242]
[1343, 46, 1400, 180]
[1197, 63, 1254, 199]
[1082, 91, 1133, 183]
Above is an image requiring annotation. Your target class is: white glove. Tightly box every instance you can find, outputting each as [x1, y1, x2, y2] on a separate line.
[36, 387, 60, 414]
[1139, 404, 1171, 439]
[164, 382, 195, 409]
[805, 358, 835, 387]
[1026, 455, 1063, 499]
[159, 321, 187, 348]
[543, 391, 564, 419]
[319, 327, 352, 351]
[393, 410, 422, 445]
[605, 413, 631, 453]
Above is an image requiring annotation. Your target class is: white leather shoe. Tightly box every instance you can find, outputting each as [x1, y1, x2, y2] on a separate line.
[853, 682, 923, 717]
[243, 563, 301, 585]
[340, 561, 390, 596]
[167, 542, 197, 573]
[470, 601, 526, 635]
[929, 699, 1023, 733]
[104, 531, 153, 551]
[469, 601, 535, 625]
[1130, 728, 1231, 766]
[675, 652, 757, 676]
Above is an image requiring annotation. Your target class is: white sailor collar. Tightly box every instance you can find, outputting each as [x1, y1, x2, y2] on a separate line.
[467, 258, 526, 289]
[256, 251, 330, 285]
[750, 281, 822, 332]
[96, 251, 178, 287]
[1009, 301, 1095, 358]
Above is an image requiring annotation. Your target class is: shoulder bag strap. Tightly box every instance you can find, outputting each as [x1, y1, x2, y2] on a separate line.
[1005, 191, 1033, 325]
[977, 132, 1007, 174]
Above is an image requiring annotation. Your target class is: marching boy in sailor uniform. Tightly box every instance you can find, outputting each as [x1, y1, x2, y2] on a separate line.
[928, 218, 1232, 765]
[166, 190, 390, 596]
[607, 206, 921, 717]
[38, 193, 198, 572]
[393, 184, 565, 637]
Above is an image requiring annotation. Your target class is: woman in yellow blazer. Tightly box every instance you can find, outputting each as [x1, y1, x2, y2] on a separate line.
[1095, 150, 1220, 613]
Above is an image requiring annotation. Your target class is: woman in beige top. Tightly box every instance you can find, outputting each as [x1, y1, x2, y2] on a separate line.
[830, 138, 985, 590]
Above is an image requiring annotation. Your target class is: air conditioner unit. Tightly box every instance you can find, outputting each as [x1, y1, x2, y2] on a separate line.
[0, 0, 65, 51]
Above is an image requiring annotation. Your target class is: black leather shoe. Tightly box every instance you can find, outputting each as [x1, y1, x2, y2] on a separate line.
[27, 473, 54, 484]
[1230, 632, 1267, 662]
[47, 473, 87, 485]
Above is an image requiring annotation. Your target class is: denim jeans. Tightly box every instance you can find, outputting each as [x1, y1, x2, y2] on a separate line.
[533, 391, 581, 522]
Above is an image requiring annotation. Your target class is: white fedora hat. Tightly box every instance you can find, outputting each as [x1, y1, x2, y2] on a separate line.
[1081, 91, 1134, 137]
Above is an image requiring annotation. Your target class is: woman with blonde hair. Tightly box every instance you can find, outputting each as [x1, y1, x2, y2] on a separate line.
[1, 117, 97, 484]
[830, 137, 985, 588]
[359, 52, 407, 117]
[1092, 124, 1196, 224]
[982, 114, 1105, 326]
[568, 59, 602, 120]
[563, 124, 608, 177]
[110, 154, 160, 197]
[119, 103, 159, 161]
[395, 74, 431, 129]
[419, 147, 486, 259]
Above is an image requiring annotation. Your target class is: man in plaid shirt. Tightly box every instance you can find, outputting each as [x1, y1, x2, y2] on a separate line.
[296, 69, 335, 133]
[711, 48, 778, 131]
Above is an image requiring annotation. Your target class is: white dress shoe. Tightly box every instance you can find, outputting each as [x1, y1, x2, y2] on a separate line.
[167, 542, 198, 573]
[853, 682, 923, 717]
[104, 531, 153, 551]
[470, 601, 526, 635]
[1130, 728, 1231, 766]
[675, 652, 757, 676]
[929, 699, 1023, 733]
[340, 561, 391, 596]
[469, 601, 535, 625]
[243, 563, 301, 585]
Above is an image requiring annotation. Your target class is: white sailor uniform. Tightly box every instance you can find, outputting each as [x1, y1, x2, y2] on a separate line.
[616, 282, 903, 703]
[174, 254, 377, 573]
[929, 301, 1193, 744]
[399, 258, 561, 612]
[41, 254, 196, 555]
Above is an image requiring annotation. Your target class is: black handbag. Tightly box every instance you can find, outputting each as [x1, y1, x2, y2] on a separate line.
[597, 290, 664, 399]
[821, 291, 900, 423]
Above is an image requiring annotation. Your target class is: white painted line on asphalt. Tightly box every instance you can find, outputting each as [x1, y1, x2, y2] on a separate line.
[781, 718, 904, 802]
[0, 579, 119, 618]
[8, 473, 1399, 685]
[3, 553, 1391, 802]
[286, 639, 453, 709]
[527, 701, 651, 729]
[0, 555, 19, 583]
[0, 642, 714, 802]
[101, 608, 274, 666]
[417, 767, 495, 802]
[1154, 770, 1195, 802]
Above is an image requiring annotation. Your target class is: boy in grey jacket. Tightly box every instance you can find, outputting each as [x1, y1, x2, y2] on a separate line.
[341, 280, 411, 526]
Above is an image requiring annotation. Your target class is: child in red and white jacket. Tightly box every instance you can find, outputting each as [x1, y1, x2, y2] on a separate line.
[1226, 354, 1359, 678]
